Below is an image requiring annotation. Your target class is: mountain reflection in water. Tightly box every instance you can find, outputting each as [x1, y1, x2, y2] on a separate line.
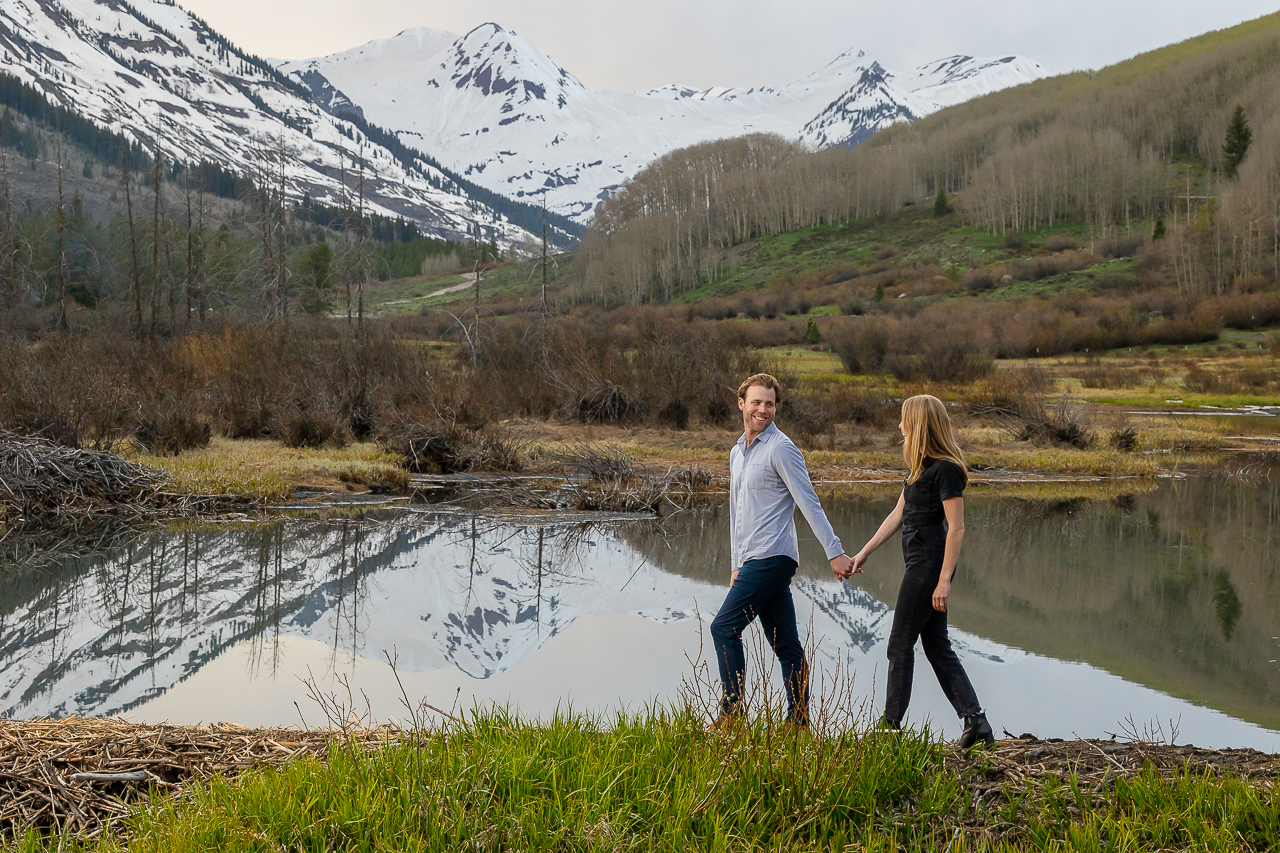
[1, 474, 1278, 748]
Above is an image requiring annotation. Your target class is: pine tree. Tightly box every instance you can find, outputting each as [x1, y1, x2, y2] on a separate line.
[933, 187, 949, 217]
[873, 282, 885, 303]
[1222, 104, 1252, 178]
[804, 317, 820, 345]
[1152, 217, 1166, 241]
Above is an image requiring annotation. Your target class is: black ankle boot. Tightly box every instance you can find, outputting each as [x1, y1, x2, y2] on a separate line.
[959, 712, 994, 749]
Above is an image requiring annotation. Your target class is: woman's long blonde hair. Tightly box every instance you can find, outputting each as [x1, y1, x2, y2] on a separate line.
[901, 394, 968, 485]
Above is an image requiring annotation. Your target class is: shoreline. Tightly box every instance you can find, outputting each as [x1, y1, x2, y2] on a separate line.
[3, 716, 1277, 848]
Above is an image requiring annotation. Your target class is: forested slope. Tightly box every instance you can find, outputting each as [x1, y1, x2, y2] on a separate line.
[580, 12, 1280, 304]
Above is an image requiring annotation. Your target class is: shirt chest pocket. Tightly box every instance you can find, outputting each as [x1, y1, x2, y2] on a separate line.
[740, 454, 777, 489]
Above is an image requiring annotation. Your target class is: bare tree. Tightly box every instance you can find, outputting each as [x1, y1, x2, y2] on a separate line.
[540, 193, 549, 316]
[337, 137, 353, 327]
[274, 133, 291, 322]
[355, 143, 366, 330]
[54, 113, 69, 330]
[121, 145, 143, 335]
[149, 145, 164, 336]
[0, 145, 15, 312]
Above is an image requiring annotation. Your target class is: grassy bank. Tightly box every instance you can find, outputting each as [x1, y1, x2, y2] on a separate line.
[9, 713, 1278, 852]
[128, 437, 408, 502]
[112, 414, 1222, 505]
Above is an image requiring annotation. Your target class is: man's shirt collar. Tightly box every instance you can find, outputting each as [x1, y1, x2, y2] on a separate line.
[737, 421, 778, 450]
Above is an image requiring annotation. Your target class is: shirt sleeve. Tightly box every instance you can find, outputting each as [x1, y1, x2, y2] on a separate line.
[773, 439, 844, 561]
[728, 447, 740, 574]
[938, 461, 966, 501]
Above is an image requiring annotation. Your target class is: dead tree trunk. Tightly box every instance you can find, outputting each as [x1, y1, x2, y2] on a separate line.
[55, 123, 68, 331]
[356, 148, 366, 331]
[195, 164, 207, 324]
[0, 146, 15, 311]
[275, 134, 289, 323]
[121, 146, 143, 336]
[149, 147, 163, 337]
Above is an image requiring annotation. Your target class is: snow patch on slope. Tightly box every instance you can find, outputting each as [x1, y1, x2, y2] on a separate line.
[281, 28, 1044, 223]
[0, 0, 530, 243]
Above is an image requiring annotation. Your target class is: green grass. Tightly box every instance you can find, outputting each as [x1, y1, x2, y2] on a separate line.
[357, 273, 465, 315]
[364, 254, 581, 314]
[669, 208, 1140, 303]
[14, 712, 1277, 852]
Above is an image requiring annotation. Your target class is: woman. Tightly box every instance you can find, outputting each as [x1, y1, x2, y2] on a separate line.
[850, 394, 994, 748]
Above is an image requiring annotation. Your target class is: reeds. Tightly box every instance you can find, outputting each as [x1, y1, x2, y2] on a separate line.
[4, 712, 1276, 851]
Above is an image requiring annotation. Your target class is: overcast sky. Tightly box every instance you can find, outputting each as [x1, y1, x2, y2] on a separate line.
[177, 0, 1280, 91]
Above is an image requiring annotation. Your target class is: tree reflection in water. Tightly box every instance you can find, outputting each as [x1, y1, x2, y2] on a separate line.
[1, 471, 1279, 732]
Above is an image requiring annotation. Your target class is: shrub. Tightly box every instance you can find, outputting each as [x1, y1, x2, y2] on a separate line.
[1011, 251, 1096, 282]
[827, 317, 891, 374]
[1044, 234, 1078, 251]
[276, 403, 349, 450]
[1010, 398, 1095, 448]
[1109, 425, 1139, 452]
[576, 381, 644, 424]
[781, 381, 897, 446]
[379, 423, 524, 474]
[658, 399, 691, 429]
[1096, 234, 1143, 259]
[136, 410, 211, 456]
[962, 269, 996, 292]
[968, 367, 1050, 418]
[0, 338, 134, 449]
[1003, 232, 1027, 249]
[1182, 365, 1219, 393]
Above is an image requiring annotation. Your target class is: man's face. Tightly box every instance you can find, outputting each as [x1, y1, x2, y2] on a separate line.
[739, 385, 777, 435]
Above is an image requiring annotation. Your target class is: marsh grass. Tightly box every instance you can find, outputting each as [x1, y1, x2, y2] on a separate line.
[130, 438, 407, 501]
[9, 713, 1277, 853]
[4, 627, 1275, 851]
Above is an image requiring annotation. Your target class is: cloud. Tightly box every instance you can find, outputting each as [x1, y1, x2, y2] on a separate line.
[181, 0, 1280, 90]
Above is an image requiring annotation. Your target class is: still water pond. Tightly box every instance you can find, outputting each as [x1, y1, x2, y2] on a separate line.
[3, 472, 1279, 748]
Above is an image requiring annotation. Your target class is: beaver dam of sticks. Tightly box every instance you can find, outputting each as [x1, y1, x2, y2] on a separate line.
[0, 431, 256, 524]
[2, 718, 1276, 843]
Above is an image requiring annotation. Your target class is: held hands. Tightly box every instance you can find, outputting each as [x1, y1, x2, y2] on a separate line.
[830, 553, 861, 580]
[932, 578, 950, 612]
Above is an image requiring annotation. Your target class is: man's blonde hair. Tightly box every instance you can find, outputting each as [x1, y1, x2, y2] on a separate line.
[737, 373, 784, 405]
[901, 394, 968, 485]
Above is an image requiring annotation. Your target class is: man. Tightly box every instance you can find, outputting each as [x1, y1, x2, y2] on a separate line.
[709, 374, 856, 728]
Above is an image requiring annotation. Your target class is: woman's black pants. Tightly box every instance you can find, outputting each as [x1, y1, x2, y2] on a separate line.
[884, 523, 982, 725]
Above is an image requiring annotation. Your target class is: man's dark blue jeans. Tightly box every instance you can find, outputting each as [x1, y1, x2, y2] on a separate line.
[709, 554, 808, 722]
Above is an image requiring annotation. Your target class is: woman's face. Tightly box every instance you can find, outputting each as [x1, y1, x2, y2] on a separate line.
[898, 416, 908, 440]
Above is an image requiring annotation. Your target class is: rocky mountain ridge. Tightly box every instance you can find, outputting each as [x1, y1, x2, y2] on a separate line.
[280, 25, 1045, 221]
[0, 0, 542, 244]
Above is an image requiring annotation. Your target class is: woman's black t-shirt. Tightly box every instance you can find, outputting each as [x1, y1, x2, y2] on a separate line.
[902, 457, 965, 528]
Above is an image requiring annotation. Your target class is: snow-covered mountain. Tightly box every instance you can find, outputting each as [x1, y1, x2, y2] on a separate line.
[279, 26, 1045, 222]
[0, 0, 534, 243]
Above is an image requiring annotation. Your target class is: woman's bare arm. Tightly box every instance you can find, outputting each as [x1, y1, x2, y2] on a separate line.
[850, 490, 906, 573]
[933, 497, 965, 611]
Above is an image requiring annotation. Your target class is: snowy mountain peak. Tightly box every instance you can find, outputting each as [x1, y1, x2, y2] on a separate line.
[282, 29, 1046, 223]
[0, 0, 537, 244]
[446, 23, 584, 105]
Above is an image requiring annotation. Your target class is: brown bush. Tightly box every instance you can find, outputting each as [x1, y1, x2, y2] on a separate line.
[962, 268, 997, 292]
[1096, 234, 1144, 259]
[1010, 250, 1096, 282]
[379, 423, 524, 474]
[1109, 425, 1139, 452]
[0, 337, 134, 449]
[782, 380, 898, 446]
[1044, 234, 1079, 251]
[276, 403, 349, 450]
